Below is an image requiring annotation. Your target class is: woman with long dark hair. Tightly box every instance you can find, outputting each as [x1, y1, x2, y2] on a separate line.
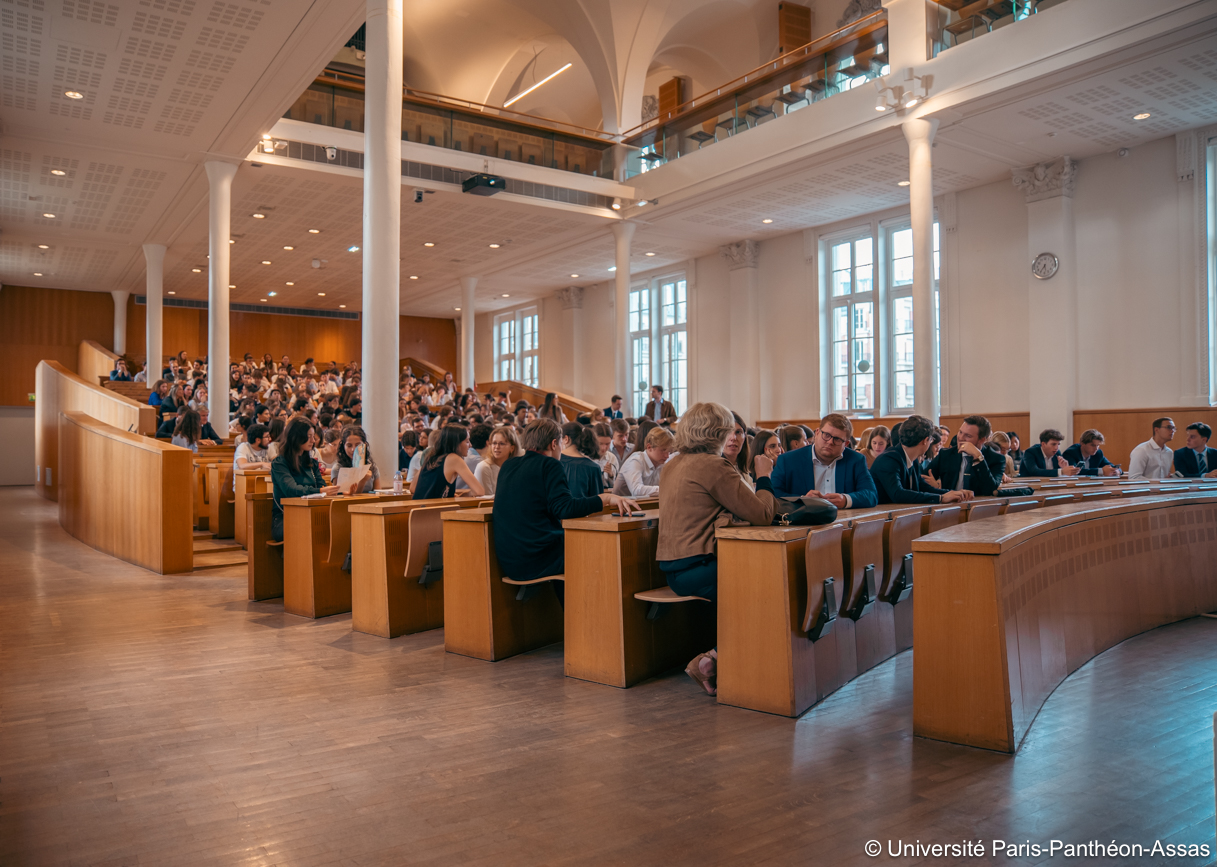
[269, 417, 340, 541]
[334, 424, 378, 493]
[413, 424, 484, 499]
[539, 393, 564, 423]
[722, 411, 751, 486]
[171, 408, 203, 453]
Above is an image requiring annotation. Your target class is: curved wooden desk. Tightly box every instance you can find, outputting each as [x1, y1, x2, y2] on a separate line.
[912, 493, 1217, 753]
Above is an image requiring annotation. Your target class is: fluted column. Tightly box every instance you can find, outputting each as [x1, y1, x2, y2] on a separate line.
[205, 160, 237, 438]
[460, 276, 476, 390]
[611, 221, 635, 403]
[903, 116, 939, 422]
[142, 244, 165, 388]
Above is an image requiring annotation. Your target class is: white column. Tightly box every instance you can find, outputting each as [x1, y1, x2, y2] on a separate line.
[612, 221, 635, 402]
[555, 286, 584, 397]
[1014, 157, 1078, 442]
[903, 116, 940, 423]
[460, 276, 476, 390]
[111, 290, 129, 356]
[142, 244, 165, 388]
[205, 160, 237, 438]
[720, 241, 761, 424]
[362, 0, 403, 464]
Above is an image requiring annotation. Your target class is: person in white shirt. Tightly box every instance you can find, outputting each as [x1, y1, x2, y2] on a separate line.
[475, 427, 518, 496]
[613, 426, 674, 497]
[1128, 416, 1176, 480]
[607, 418, 633, 468]
[234, 424, 272, 471]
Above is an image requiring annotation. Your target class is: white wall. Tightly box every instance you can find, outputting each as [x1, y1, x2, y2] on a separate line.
[0, 407, 36, 486]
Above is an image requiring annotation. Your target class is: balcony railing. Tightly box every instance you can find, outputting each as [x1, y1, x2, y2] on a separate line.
[283, 67, 625, 179]
[935, 0, 1055, 51]
[618, 10, 888, 174]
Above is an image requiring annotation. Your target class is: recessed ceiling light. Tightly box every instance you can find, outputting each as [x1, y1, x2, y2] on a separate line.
[570, 273, 579, 278]
[423, 242, 435, 247]
[645, 252, 656, 257]
[261, 298, 268, 302]
[261, 260, 271, 265]
[409, 275, 418, 280]
[608, 266, 616, 271]
[502, 293, 510, 297]
[191, 268, 202, 273]
[51, 169, 66, 176]
[64, 90, 84, 99]
[262, 134, 272, 140]
[252, 213, 265, 219]
[229, 284, 236, 288]
[168, 291, 176, 295]
[1133, 112, 1151, 120]
[268, 291, 277, 297]
[762, 218, 773, 224]
[42, 213, 56, 219]
[488, 243, 500, 248]
[308, 228, 321, 234]
[33, 272, 43, 276]
[897, 180, 911, 187]
[285, 281, 294, 286]
[455, 307, 462, 311]
[317, 292, 326, 296]
[339, 304, 346, 308]
[228, 239, 235, 244]
[38, 244, 49, 249]
[347, 245, 359, 252]
[283, 245, 294, 250]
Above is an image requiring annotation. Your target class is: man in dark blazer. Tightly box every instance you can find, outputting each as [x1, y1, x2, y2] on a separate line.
[604, 395, 625, 420]
[1174, 422, 1217, 478]
[1061, 429, 1119, 476]
[771, 412, 877, 509]
[1019, 429, 1081, 477]
[928, 415, 1006, 496]
[642, 385, 677, 424]
[872, 415, 974, 506]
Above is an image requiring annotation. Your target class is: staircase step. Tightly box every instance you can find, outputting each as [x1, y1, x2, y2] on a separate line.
[194, 539, 243, 554]
[192, 550, 248, 570]
[193, 530, 213, 541]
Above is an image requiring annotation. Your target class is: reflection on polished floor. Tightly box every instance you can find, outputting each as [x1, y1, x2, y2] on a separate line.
[1, 487, 1214, 867]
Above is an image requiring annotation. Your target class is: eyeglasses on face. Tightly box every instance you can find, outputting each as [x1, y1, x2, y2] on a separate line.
[818, 429, 848, 448]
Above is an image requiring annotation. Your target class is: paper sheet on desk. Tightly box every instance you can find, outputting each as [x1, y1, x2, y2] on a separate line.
[334, 466, 369, 491]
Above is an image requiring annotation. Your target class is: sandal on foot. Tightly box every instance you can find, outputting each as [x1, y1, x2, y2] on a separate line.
[685, 653, 716, 696]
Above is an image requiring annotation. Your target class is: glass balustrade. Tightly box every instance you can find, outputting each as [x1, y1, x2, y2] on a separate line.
[936, 0, 1062, 51]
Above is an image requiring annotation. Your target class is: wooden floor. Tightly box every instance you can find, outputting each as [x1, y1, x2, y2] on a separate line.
[1, 486, 1214, 867]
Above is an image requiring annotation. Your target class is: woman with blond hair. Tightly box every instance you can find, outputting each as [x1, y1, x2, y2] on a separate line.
[474, 426, 519, 496]
[656, 402, 778, 696]
[859, 424, 891, 468]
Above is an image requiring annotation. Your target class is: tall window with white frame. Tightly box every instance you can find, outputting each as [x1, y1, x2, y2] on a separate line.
[493, 305, 540, 387]
[629, 274, 690, 417]
[829, 235, 875, 414]
[887, 222, 940, 411]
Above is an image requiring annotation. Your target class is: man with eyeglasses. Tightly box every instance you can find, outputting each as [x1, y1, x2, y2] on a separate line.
[871, 414, 973, 505]
[1128, 417, 1176, 480]
[771, 412, 877, 509]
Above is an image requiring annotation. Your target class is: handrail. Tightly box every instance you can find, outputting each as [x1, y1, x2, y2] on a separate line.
[619, 9, 887, 140]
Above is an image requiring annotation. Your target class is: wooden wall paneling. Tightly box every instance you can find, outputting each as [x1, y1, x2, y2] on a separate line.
[400, 316, 457, 374]
[78, 340, 119, 386]
[35, 360, 158, 501]
[940, 412, 1030, 447]
[1, 286, 115, 406]
[1071, 407, 1217, 471]
[230, 311, 361, 367]
[57, 410, 193, 574]
[778, 1, 813, 53]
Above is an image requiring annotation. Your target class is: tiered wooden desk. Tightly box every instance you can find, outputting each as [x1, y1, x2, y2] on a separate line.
[562, 511, 715, 688]
[246, 492, 283, 601]
[234, 469, 270, 549]
[912, 491, 1217, 753]
[280, 492, 412, 618]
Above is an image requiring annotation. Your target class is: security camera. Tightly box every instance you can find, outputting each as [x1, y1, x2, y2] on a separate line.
[413, 189, 424, 204]
[325, 146, 337, 160]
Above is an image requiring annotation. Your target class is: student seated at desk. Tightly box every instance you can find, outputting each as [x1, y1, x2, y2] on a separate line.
[412, 424, 485, 499]
[770, 412, 877, 509]
[333, 425, 378, 493]
[1061, 429, 1119, 476]
[871, 415, 973, 505]
[1174, 422, 1217, 478]
[197, 406, 220, 443]
[493, 419, 638, 600]
[1019, 429, 1082, 478]
[656, 402, 778, 696]
[560, 422, 605, 499]
[613, 426, 675, 497]
[474, 426, 518, 496]
[269, 418, 341, 542]
[156, 405, 187, 438]
[110, 358, 132, 381]
[235, 423, 272, 471]
[928, 415, 1007, 496]
[170, 408, 211, 453]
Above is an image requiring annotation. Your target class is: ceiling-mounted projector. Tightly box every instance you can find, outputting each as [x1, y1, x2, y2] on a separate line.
[462, 173, 505, 196]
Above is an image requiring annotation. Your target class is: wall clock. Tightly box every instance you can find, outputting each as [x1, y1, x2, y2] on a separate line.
[1032, 252, 1059, 280]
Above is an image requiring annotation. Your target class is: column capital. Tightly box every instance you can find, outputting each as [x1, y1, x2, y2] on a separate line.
[142, 243, 166, 264]
[1012, 156, 1077, 203]
[611, 221, 636, 242]
[901, 115, 939, 147]
[720, 240, 759, 271]
[555, 286, 584, 310]
[203, 160, 238, 186]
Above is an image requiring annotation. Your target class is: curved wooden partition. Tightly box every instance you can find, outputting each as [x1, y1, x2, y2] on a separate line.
[78, 339, 119, 386]
[912, 493, 1217, 753]
[58, 411, 194, 574]
[478, 379, 597, 421]
[35, 360, 157, 501]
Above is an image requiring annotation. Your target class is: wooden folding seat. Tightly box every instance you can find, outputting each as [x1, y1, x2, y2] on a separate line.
[841, 516, 885, 622]
[802, 523, 844, 640]
[881, 512, 922, 606]
[1004, 499, 1039, 514]
[965, 501, 1003, 522]
[922, 505, 962, 536]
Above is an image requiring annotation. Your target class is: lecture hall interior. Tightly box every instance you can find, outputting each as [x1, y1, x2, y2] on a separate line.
[3, 0, 1217, 863]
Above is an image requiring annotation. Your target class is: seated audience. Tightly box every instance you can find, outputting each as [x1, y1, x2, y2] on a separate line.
[859, 424, 891, 468]
[334, 425, 378, 493]
[265, 418, 286, 460]
[614, 426, 675, 497]
[560, 422, 605, 499]
[156, 405, 188, 438]
[592, 422, 618, 486]
[777, 425, 807, 453]
[457, 424, 493, 492]
[1007, 432, 1024, 464]
[398, 430, 420, 472]
[234, 423, 272, 471]
[770, 413, 877, 508]
[871, 415, 973, 505]
[413, 425, 485, 499]
[170, 408, 204, 453]
[492, 419, 637, 597]
[1129, 418, 1177, 480]
[1019, 429, 1082, 478]
[987, 430, 1017, 479]
[928, 416, 1006, 496]
[1174, 422, 1217, 478]
[642, 384, 677, 424]
[133, 362, 148, 383]
[475, 427, 518, 496]
[406, 428, 429, 484]
[747, 430, 783, 480]
[655, 402, 777, 696]
[197, 406, 219, 443]
[110, 359, 132, 381]
[270, 418, 341, 542]
[723, 412, 750, 484]
[607, 418, 633, 467]
[1061, 429, 1119, 476]
[149, 380, 168, 408]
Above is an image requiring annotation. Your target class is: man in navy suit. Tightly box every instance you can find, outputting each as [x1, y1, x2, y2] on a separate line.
[1061, 429, 1119, 476]
[871, 415, 974, 505]
[771, 412, 877, 509]
[1174, 422, 1217, 478]
[1019, 429, 1081, 478]
[928, 415, 1007, 496]
[604, 395, 624, 420]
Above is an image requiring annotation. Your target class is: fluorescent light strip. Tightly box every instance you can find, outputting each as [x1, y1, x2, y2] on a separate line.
[504, 63, 573, 108]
